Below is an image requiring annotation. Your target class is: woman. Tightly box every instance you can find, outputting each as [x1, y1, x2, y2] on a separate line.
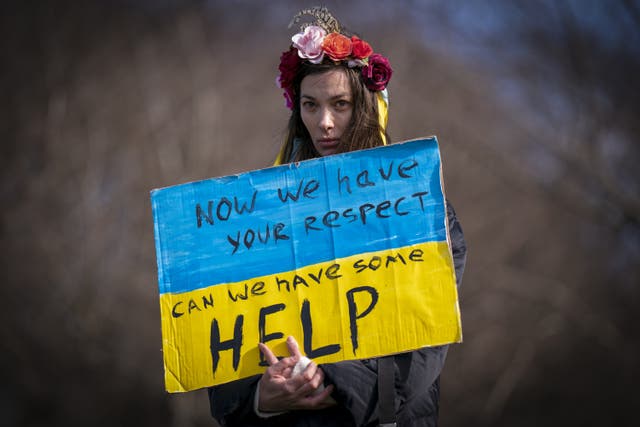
[208, 7, 467, 427]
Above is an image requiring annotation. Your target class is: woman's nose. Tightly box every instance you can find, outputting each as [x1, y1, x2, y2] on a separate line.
[319, 108, 334, 130]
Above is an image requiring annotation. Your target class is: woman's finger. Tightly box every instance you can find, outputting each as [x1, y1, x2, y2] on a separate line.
[258, 342, 279, 366]
[286, 335, 303, 359]
[299, 384, 336, 409]
[301, 360, 319, 381]
[293, 363, 324, 397]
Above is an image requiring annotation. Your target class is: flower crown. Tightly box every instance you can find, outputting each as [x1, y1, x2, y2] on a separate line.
[276, 7, 393, 109]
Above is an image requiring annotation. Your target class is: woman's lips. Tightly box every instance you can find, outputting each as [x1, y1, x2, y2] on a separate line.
[317, 139, 339, 148]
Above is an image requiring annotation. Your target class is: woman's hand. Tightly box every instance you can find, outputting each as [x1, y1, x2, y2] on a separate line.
[257, 336, 337, 412]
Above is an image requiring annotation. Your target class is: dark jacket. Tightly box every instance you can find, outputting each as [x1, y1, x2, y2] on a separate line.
[209, 202, 467, 427]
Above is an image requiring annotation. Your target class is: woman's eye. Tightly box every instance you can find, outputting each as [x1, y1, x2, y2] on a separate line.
[302, 101, 316, 109]
[335, 100, 350, 108]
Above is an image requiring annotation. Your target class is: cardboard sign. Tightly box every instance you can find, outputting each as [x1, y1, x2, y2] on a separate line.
[151, 137, 461, 392]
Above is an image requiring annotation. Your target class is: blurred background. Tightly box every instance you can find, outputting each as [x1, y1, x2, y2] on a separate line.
[2, 0, 639, 426]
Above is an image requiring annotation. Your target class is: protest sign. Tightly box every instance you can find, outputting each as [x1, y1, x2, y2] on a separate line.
[151, 137, 461, 392]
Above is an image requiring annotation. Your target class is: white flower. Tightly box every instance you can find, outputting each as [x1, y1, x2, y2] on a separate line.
[347, 58, 366, 68]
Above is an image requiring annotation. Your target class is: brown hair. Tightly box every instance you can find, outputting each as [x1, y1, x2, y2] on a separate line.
[279, 61, 388, 163]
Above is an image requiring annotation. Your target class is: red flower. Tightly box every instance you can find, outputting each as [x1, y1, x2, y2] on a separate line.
[351, 36, 373, 59]
[362, 53, 393, 91]
[322, 32, 352, 61]
[277, 47, 302, 109]
[278, 47, 301, 89]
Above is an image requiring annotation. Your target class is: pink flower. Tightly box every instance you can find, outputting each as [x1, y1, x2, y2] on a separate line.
[292, 25, 326, 64]
[362, 53, 393, 91]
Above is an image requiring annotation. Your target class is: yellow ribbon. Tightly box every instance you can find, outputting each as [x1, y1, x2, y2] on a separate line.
[377, 89, 388, 146]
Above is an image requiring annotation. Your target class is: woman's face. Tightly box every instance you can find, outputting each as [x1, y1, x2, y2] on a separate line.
[300, 68, 353, 157]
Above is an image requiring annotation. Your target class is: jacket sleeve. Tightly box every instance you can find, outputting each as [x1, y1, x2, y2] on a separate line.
[208, 375, 262, 426]
[447, 201, 467, 289]
[322, 200, 467, 427]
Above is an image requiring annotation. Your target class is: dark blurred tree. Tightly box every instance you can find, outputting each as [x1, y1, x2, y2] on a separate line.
[501, 1, 639, 229]
[403, 2, 640, 426]
[414, 0, 640, 230]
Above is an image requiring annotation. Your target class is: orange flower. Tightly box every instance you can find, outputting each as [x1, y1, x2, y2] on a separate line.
[322, 32, 352, 61]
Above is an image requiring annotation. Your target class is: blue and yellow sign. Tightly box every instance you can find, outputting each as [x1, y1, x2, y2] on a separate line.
[151, 137, 461, 392]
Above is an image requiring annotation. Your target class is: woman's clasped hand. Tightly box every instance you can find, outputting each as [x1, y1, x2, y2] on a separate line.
[257, 336, 336, 413]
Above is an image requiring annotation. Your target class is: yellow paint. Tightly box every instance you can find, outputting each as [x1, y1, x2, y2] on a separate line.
[160, 240, 461, 392]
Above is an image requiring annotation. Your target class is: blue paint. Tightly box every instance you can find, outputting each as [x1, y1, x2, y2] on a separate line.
[151, 137, 447, 295]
